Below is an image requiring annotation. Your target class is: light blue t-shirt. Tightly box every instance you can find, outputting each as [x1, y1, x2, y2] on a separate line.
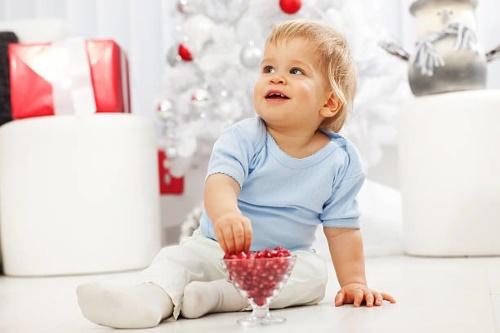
[200, 117, 365, 251]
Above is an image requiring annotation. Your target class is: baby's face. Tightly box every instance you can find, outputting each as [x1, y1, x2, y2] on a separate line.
[253, 37, 331, 132]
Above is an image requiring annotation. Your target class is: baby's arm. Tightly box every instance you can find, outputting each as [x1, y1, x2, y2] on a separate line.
[205, 173, 252, 254]
[324, 228, 366, 286]
[324, 227, 396, 307]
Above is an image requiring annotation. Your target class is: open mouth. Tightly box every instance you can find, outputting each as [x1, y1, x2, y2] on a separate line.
[265, 90, 290, 100]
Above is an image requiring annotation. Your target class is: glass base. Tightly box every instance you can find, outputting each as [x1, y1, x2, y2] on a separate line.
[237, 307, 286, 327]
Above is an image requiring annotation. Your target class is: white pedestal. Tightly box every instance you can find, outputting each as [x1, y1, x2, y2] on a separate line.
[398, 90, 500, 256]
[0, 114, 162, 276]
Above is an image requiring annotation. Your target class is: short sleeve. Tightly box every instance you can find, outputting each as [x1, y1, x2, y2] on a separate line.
[320, 139, 365, 228]
[205, 118, 265, 188]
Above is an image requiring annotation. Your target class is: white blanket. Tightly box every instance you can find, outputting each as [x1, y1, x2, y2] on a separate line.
[312, 179, 403, 259]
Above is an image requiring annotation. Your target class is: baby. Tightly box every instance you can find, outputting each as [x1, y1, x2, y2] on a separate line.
[77, 19, 395, 329]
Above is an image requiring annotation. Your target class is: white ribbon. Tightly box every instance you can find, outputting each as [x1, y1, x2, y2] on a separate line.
[18, 37, 97, 116]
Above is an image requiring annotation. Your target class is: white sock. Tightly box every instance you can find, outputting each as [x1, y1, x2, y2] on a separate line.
[76, 282, 173, 329]
[181, 279, 249, 319]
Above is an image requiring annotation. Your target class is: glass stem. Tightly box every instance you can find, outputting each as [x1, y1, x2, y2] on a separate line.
[252, 305, 270, 319]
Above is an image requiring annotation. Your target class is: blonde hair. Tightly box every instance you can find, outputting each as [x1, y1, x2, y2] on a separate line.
[266, 20, 357, 132]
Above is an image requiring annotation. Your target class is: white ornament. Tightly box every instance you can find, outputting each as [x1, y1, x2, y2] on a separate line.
[156, 99, 176, 124]
[239, 41, 262, 69]
[166, 44, 181, 67]
[190, 87, 211, 106]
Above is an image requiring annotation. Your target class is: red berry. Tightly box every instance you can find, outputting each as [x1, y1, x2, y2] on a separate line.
[236, 252, 248, 259]
[223, 246, 294, 303]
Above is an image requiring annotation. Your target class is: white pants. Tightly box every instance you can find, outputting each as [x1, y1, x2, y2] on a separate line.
[140, 229, 328, 319]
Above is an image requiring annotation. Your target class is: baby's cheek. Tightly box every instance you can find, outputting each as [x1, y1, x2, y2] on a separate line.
[298, 85, 317, 101]
[253, 82, 265, 105]
[252, 90, 261, 109]
[253, 80, 264, 95]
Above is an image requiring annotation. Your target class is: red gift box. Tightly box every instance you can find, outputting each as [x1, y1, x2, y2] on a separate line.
[8, 39, 130, 119]
[158, 149, 184, 195]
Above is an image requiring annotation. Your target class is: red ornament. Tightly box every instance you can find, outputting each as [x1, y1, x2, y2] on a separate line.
[279, 0, 302, 14]
[178, 43, 193, 61]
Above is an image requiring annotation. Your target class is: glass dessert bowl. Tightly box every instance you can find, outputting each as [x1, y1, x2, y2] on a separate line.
[221, 247, 297, 327]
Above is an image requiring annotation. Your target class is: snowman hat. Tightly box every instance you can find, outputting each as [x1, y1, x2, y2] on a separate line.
[410, 0, 477, 15]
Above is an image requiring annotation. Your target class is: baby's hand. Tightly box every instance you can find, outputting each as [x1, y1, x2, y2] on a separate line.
[213, 212, 253, 254]
[334, 283, 396, 307]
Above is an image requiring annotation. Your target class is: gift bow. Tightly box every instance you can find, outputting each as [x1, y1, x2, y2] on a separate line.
[19, 37, 97, 116]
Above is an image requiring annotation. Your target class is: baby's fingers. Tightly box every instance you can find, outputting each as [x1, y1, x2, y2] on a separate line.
[353, 289, 364, 307]
[222, 226, 235, 254]
[373, 291, 383, 306]
[231, 223, 245, 253]
[382, 292, 396, 304]
[334, 291, 345, 307]
[373, 291, 396, 305]
[365, 290, 375, 307]
[242, 219, 253, 252]
[214, 228, 228, 253]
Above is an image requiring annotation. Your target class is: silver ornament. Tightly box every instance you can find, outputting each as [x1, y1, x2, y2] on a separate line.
[156, 99, 176, 122]
[190, 87, 214, 121]
[166, 45, 181, 67]
[240, 42, 262, 69]
[190, 88, 212, 107]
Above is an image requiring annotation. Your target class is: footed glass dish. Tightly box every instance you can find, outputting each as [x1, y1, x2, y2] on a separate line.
[221, 249, 296, 327]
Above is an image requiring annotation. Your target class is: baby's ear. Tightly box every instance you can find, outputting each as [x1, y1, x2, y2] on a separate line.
[321, 92, 341, 118]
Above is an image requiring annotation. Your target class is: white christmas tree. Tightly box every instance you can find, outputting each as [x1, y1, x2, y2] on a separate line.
[157, 0, 411, 178]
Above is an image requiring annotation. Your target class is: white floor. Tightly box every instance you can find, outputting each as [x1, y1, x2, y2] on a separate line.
[1, 255, 500, 333]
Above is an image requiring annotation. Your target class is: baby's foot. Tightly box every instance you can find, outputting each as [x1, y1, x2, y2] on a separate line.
[76, 282, 173, 328]
[181, 279, 248, 319]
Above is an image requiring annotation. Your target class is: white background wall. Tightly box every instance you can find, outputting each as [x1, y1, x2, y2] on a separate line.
[1, 0, 499, 241]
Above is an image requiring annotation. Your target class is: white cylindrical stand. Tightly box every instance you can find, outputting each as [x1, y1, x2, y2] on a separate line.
[398, 90, 500, 256]
[0, 114, 162, 276]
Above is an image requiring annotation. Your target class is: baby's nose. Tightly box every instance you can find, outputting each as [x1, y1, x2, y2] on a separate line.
[270, 75, 286, 84]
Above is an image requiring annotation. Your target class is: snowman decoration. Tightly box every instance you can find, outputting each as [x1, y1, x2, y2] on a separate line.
[380, 0, 500, 96]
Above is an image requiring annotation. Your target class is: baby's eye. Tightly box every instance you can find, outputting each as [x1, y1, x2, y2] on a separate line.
[262, 65, 275, 74]
[290, 67, 304, 75]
